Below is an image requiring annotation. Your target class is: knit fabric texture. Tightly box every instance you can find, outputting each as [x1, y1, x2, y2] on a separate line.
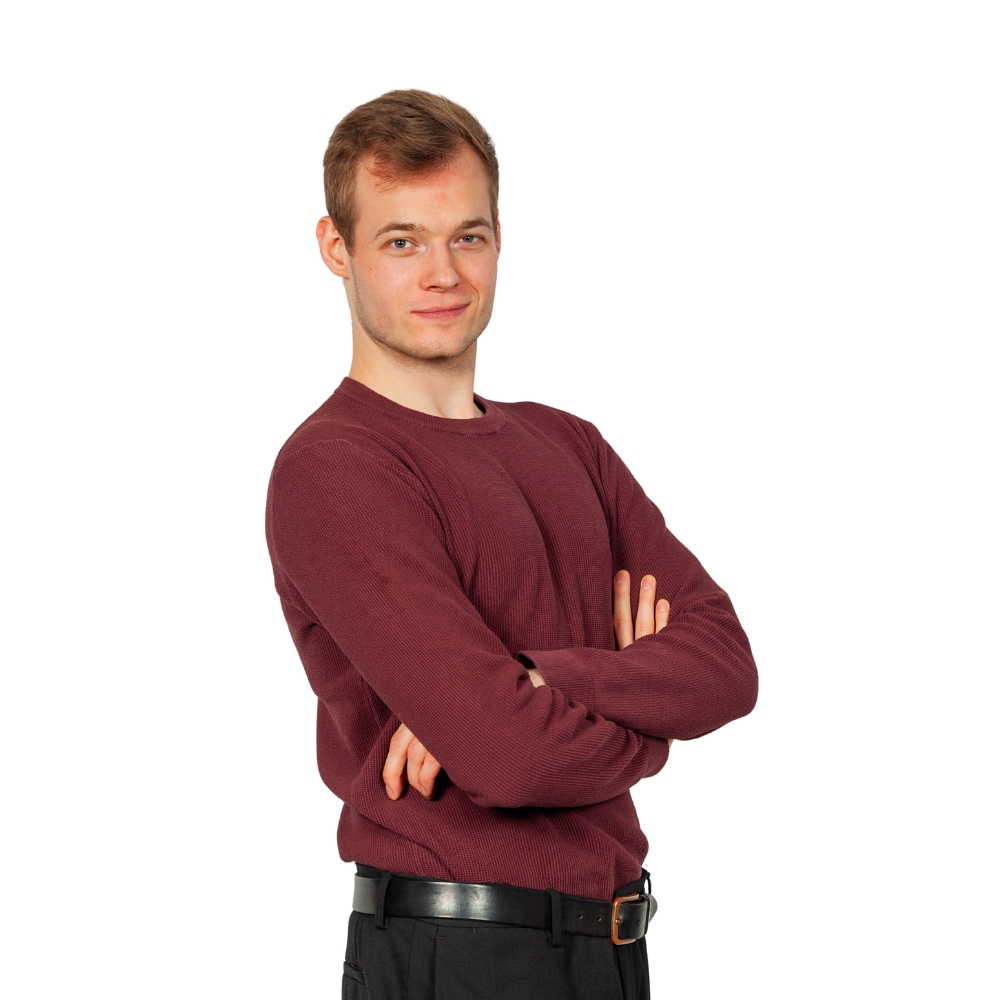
[265, 377, 757, 899]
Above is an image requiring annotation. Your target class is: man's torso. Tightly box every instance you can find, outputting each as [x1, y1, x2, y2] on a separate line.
[265, 378, 651, 897]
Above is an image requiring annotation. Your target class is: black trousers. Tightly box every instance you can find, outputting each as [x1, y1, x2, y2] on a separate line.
[341, 869, 651, 1000]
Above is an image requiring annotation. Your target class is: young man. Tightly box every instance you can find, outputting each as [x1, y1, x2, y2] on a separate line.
[265, 90, 757, 999]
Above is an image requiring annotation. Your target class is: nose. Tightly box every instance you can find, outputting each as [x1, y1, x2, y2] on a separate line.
[421, 241, 461, 291]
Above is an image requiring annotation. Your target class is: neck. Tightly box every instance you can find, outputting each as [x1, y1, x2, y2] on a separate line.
[348, 325, 482, 420]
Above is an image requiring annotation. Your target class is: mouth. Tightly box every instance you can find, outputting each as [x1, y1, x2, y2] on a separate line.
[411, 303, 470, 322]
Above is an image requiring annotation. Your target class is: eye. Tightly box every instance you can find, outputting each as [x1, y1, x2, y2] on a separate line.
[390, 238, 412, 249]
[458, 234, 482, 244]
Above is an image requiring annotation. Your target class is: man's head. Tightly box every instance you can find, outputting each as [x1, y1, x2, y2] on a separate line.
[317, 90, 500, 366]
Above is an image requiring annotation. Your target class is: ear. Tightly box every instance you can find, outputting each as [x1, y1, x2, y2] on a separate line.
[494, 212, 501, 256]
[316, 216, 350, 278]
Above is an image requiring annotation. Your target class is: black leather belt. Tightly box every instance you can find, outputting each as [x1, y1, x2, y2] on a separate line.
[353, 872, 657, 946]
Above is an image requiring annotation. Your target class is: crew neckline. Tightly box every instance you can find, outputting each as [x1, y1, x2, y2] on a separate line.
[335, 377, 507, 436]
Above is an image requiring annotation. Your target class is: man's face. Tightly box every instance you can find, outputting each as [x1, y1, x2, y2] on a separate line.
[341, 146, 499, 362]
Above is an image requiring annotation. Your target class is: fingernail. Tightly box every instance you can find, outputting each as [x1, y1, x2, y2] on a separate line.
[642, 576, 653, 590]
[615, 571, 627, 584]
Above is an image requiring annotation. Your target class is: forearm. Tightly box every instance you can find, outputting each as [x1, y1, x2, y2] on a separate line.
[373, 706, 673, 816]
[519, 591, 757, 740]
[375, 653, 673, 808]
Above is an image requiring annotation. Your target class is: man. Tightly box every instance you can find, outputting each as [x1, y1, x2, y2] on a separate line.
[265, 90, 757, 999]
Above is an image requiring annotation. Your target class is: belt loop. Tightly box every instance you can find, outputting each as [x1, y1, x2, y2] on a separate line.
[642, 868, 652, 896]
[547, 890, 563, 948]
[375, 874, 391, 930]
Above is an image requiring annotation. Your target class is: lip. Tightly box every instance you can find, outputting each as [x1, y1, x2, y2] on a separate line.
[411, 303, 470, 321]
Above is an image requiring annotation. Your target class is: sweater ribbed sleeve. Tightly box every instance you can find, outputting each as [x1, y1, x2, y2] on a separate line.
[516, 420, 758, 740]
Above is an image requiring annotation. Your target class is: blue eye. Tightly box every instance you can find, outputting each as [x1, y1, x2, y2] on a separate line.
[391, 239, 410, 249]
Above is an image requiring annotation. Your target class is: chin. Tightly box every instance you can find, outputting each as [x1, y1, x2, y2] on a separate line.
[398, 326, 479, 360]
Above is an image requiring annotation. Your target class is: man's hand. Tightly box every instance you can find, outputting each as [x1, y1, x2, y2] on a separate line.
[614, 570, 673, 746]
[383, 572, 670, 800]
[613, 570, 669, 649]
[382, 670, 545, 800]
[383, 722, 441, 800]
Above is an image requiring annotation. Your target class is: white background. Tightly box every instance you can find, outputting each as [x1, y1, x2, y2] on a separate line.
[2, 2, 997, 997]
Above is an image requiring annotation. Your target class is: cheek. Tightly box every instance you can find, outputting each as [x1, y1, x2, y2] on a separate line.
[356, 261, 410, 314]
[463, 257, 498, 299]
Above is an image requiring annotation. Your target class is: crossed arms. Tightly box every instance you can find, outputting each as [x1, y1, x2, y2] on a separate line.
[269, 421, 757, 811]
[385, 570, 673, 799]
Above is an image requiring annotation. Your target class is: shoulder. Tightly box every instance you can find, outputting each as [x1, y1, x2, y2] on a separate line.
[491, 398, 605, 455]
[274, 388, 370, 460]
[269, 393, 421, 503]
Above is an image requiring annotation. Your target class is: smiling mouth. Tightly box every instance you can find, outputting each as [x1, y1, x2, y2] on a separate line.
[411, 304, 469, 321]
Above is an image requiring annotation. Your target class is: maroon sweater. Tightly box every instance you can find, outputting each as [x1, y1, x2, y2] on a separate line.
[265, 377, 757, 899]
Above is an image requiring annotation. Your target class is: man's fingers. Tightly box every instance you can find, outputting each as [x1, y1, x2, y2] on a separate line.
[417, 751, 442, 798]
[383, 723, 440, 800]
[655, 598, 670, 633]
[613, 570, 633, 649]
[527, 667, 546, 688]
[406, 740, 427, 798]
[383, 723, 413, 799]
[635, 575, 656, 638]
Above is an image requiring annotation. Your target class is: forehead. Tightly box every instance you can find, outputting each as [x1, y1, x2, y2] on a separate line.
[354, 146, 492, 233]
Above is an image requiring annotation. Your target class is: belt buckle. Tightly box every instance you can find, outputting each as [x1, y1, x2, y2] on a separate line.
[610, 892, 648, 945]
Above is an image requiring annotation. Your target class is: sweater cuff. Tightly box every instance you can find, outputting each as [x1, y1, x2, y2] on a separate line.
[516, 650, 597, 712]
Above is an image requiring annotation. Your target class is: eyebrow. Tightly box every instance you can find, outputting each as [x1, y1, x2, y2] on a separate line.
[372, 218, 494, 239]
[373, 221, 428, 238]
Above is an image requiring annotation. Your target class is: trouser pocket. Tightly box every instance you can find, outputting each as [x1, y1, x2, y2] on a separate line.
[342, 959, 366, 999]
[343, 910, 425, 999]
[342, 911, 367, 998]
